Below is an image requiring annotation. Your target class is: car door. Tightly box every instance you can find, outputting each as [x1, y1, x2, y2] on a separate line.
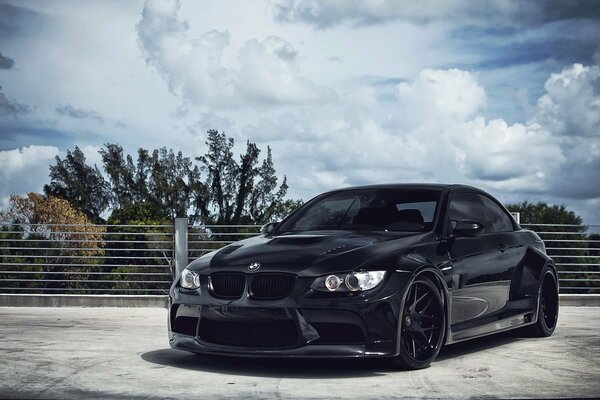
[446, 191, 513, 325]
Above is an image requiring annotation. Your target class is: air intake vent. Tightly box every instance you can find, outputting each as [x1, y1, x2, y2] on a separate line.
[311, 322, 366, 344]
[199, 319, 299, 348]
[250, 273, 296, 299]
[209, 273, 245, 298]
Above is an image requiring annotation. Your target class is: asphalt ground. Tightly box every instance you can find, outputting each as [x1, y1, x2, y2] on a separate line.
[0, 306, 598, 399]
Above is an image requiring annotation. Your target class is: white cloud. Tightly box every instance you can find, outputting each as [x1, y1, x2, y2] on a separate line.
[246, 62, 599, 221]
[236, 36, 331, 105]
[0, 145, 60, 209]
[136, 0, 333, 108]
[529, 63, 600, 199]
[396, 68, 486, 128]
[535, 63, 600, 137]
[455, 118, 562, 190]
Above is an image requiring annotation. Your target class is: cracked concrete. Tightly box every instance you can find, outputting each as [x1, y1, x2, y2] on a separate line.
[1, 306, 598, 399]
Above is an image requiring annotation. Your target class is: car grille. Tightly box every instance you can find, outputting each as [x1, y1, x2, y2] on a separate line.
[209, 273, 245, 298]
[208, 273, 297, 299]
[198, 319, 299, 348]
[250, 273, 296, 299]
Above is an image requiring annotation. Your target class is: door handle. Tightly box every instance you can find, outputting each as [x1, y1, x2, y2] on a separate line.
[498, 243, 507, 252]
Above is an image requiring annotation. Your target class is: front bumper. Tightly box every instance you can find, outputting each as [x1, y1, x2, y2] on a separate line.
[171, 333, 375, 358]
[168, 272, 410, 358]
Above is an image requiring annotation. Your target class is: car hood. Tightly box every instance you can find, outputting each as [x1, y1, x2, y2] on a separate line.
[188, 230, 435, 276]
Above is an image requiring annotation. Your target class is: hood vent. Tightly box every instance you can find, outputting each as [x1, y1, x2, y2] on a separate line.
[218, 245, 243, 255]
[269, 234, 328, 245]
[319, 244, 352, 256]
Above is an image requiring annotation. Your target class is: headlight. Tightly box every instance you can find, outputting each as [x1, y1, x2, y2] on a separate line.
[311, 271, 386, 292]
[180, 268, 200, 290]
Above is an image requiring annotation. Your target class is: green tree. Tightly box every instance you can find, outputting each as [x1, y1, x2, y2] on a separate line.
[248, 147, 297, 223]
[134, 148, 152, 203]
[194, 130, 294, 224]
[104, 202, 172, 294]
[45, 132, 301, 225]
[147, 147, 195, 219]
[506, 201, 583, 225]
[44, 146, 110, 222]
[99, 143, 135, 209]
[100, 144, 196, 220]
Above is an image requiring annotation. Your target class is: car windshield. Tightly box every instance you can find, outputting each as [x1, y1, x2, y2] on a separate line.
[277, 188, 441, 233]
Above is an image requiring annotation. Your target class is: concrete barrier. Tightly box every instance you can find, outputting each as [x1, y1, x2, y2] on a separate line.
[0, 294, 168, 308]
[559, 294, 600, 306]
[0, 293, 598, 307]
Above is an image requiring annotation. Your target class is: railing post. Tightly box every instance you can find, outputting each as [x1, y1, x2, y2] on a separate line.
[174, 218, 188, 277]
[511, 212, 521, 224]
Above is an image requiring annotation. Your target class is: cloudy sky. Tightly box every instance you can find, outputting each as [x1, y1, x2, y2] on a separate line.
[1, 0, 599, 222]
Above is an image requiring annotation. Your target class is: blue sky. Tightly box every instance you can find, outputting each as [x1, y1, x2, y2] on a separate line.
[0, 0, 599, 222]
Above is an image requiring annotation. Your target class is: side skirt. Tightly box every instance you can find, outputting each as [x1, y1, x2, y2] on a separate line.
[447, 297, 539, 344]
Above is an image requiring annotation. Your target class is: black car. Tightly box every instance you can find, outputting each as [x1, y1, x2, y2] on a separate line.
[169, 184, 559, 369]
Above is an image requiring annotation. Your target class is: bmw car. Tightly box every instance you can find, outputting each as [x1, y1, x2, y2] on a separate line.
[168, 184, 559, 369]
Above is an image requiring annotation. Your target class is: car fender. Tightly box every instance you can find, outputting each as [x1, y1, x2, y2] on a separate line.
[509, 245, 557, 301]
[526, 246, 558, 284]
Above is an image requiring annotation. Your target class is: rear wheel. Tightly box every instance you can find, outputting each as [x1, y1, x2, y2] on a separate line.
[525, 266, 559, 337]
[391, 276, 445, 370]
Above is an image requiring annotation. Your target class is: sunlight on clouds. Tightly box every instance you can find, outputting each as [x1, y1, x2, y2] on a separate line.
[536, 64, 600, 137]
[455, 118, 562, 187]
[137, 0, 333, 108]
[396, 69, 486, 127]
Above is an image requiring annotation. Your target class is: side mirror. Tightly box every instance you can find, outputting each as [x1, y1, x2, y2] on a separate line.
[260, 222, 279, 235]
[452, 220, 485, 237]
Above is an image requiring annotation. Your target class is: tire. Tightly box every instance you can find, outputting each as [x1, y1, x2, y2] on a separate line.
[390, 276, 446, 370]
[524, 265, 559, 337]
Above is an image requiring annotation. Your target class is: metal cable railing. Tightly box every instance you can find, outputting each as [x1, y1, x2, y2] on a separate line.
[0, 223, 175, 295]
[0, 222, 598, 294]
[521, 223, 600, 293]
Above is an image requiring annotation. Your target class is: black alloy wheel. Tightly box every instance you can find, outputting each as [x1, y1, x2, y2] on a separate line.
[392, 276, 445, 369]
[525, 266, 559, 337]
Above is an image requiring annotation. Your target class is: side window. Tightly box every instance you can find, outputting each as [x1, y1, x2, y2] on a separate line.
[447, 192, 487, 225]
[478, 195, 514, 233]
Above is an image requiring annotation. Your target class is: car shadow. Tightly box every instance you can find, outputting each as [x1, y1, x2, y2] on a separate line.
[141, 330, 525, 378]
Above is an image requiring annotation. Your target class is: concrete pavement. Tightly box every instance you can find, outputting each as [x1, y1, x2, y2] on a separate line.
[0, 306, 598, 399]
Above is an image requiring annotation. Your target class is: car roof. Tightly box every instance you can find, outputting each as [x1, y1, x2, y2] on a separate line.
[326, 183, 481, 193]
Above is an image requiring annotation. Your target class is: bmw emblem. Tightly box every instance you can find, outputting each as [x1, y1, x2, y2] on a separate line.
[248, 262, 261, 271]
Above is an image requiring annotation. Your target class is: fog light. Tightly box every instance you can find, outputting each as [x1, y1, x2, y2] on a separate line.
[325, 275, 342, 291]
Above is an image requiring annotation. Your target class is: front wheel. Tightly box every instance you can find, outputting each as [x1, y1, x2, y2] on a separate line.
[390, 276, 446, 370]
